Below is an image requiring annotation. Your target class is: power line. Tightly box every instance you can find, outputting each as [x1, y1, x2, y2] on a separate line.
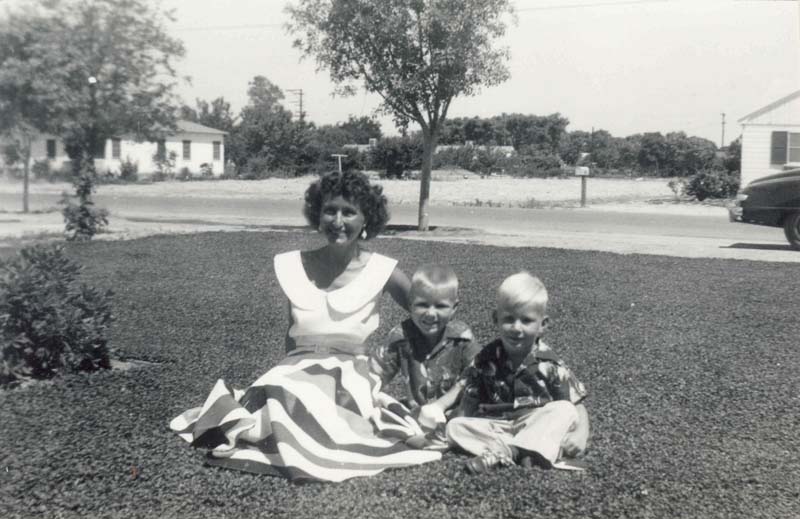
[516, 0, 671, 12]
[172, 0, 672, 32]
[173, 23, 283, 32]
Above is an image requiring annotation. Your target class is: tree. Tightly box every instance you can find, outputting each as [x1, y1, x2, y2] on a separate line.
[229, 75, 308, 175]
[338, 115, 382, 144]
[723, 136, 741, 173]
[0, 8, 55, 212]
[180, 97, 237, 135]
[288, 0, 514, 230]
[0, 0, 185, 237]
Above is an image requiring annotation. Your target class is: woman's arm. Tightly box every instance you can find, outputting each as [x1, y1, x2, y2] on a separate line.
[384, 266, 411, 311]
[284, 300, 296, 353]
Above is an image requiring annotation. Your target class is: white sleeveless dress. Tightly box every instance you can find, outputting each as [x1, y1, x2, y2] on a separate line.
[170, 251, 441, 482]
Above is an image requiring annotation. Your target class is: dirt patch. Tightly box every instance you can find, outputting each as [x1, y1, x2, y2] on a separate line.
[0, 174, 675, 206]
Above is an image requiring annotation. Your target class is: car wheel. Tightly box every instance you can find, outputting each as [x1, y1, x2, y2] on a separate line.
[783, 211, 800, 251]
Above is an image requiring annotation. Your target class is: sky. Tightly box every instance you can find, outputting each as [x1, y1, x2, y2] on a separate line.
[10, 0, 800, 145]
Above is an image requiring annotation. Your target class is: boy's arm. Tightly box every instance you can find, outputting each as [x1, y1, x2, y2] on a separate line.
[368, 326, 406, 386]
[429, 378, 466, 412]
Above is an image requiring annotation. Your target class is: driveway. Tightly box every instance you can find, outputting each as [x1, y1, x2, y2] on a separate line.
[0, 182, 796, 263]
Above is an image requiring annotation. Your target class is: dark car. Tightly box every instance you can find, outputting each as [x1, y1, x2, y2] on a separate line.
[729, 168, 800, 250]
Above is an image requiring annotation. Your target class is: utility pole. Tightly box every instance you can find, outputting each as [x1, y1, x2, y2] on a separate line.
[286, 89, 305, 123]
[721, 112, 726, 148]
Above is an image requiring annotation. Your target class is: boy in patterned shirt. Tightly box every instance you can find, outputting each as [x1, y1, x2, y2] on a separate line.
[447, 271, 590, 473]
[370, 264, 480, 442]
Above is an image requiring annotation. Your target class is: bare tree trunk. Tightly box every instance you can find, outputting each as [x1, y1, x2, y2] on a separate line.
[22, 143, 30, 214]
[417, 129, 438, 231]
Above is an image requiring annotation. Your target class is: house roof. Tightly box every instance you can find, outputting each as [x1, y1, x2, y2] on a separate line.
[176, 120, 228, 135]
[738, 90, 800, 123]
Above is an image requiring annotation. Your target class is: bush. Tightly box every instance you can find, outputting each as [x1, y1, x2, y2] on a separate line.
[667, 177, 687, 199]
[199, 163, 214, 178]
[119, 158, 139, 182]
[177, 166, 193, 181]
[240, 156, 273, 179]
[31, 159, 52, 181]
[0, 244, 113, 387]
[152, 150, 177, 181]
[60, 164, 109, 241]
[685, 169, 740, 201]
[367, 136, 423, 178]
[220, 162, 237, 179]
[504, 152, 564, 178]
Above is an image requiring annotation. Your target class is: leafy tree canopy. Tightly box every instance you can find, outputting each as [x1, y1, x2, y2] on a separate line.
[1, 0, 185, 163]
[337, 115, 382, 144]
[180, 97, 237, 135]
[288, 0, 514, 230]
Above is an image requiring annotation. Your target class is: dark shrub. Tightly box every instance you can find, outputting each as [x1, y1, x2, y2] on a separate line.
[240, 156, 273, 179]
[505, 152, 564, 178]
[31, 159, 52, 181]
[177, 166, 193, 181]
[685, 169, 740, 201]
[0, 244, 113, 387]
[199, 163, 214, 178]
[60, 163, 109, 241]
[119, 158, 139, 182]
[367, 136, 423, 178]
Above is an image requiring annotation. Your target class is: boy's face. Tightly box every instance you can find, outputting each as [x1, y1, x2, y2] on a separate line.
[409, 285, 458, 342]
[494, 301, 548, 358]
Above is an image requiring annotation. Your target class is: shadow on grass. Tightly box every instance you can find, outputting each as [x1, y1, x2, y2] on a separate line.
[723, 242, 796, 252]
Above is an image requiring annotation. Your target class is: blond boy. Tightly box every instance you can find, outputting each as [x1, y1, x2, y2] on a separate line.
[446, 272, 590, 473]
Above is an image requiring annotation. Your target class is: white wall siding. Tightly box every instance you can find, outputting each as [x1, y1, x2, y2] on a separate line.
[97, 132, 225, 176]
[741, 124, 800, 187]
[20, 131, 225, 178]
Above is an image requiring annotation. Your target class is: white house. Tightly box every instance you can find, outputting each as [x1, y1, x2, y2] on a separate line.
[26, 120, 226, 177]
[738, 90, 800, 187]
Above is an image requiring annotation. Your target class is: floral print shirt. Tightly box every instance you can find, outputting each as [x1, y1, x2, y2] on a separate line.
[370, 319, 480, 407]
[460, 339, 587, 419]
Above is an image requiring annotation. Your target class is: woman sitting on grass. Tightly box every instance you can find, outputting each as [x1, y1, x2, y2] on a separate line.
[170, 170, 441, 483]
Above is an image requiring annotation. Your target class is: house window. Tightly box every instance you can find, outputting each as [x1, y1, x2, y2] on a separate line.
[46, 139, 56, 159]
[213, 141, 221, 161]
[182, 140, 191, 160]
[156, 140, 166, 160]
[770, 131, 800, 164]
[790, 133, 800, 163]
[112, 138, 121, 159]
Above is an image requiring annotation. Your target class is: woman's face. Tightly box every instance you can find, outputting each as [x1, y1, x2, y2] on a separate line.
[319, 195, 365, 245]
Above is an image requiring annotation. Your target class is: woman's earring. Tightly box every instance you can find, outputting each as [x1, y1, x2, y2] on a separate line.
[360, 228, 367, 240]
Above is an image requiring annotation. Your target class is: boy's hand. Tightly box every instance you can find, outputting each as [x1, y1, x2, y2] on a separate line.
[417, 403, 446, 430]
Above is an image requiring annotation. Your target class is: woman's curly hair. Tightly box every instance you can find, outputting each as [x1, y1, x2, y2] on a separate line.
[303, 170, 390, 240]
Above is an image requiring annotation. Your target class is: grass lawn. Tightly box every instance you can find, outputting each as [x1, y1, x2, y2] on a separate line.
[1, 230, 798, 518]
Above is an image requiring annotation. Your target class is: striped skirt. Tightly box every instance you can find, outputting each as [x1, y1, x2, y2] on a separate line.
[169, 352, 441, 482]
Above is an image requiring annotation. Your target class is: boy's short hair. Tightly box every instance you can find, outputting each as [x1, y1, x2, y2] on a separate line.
[496, 271, 548, 314]
[410, 264, 459, 299]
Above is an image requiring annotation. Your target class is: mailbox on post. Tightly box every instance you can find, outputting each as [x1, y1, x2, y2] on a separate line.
[575, 165, 590, 207]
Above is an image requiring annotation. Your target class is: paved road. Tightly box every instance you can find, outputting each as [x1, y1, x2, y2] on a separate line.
[1, 192, 796, 262]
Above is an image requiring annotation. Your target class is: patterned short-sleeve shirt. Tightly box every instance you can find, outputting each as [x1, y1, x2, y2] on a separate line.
[369, 319, 480, 406]
[460, 339, 587, 419]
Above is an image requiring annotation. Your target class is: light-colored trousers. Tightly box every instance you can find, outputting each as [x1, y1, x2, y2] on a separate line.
[446, 401, 589, 465]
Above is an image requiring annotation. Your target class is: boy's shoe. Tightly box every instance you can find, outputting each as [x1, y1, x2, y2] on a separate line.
[518, 450, 554, 470]
[465, 450, 514, 474]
